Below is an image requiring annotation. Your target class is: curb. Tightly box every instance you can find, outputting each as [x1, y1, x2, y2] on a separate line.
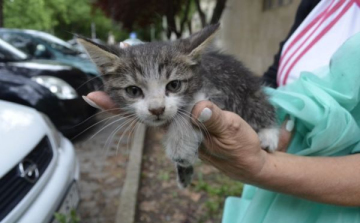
[115, 123, 146, 223]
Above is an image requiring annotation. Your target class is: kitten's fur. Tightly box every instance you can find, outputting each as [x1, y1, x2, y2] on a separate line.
[78, 24, 279, 188]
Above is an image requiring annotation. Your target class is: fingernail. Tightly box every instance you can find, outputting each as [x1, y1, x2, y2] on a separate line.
[198, 108, 212, 122]
[82, 95, 102, 110]
[285, 119, 294, 132]
[120, 42, 130, 48]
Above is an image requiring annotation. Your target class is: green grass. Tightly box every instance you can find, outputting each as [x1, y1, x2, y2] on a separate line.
[193, 172, 243, 222]
[158, 170, 170, 181]
[54, 210, 80, 223]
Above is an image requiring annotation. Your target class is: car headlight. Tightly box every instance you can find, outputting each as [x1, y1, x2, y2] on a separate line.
[40, 113, 62, 149]
[31, 76, 78, 99]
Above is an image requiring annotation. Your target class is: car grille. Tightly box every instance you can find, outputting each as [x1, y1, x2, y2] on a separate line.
[0, 136, 53, 221]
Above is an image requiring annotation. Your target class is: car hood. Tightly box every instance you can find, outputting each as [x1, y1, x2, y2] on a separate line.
[56, 55, 99, 76]
[2, 59, 92, 92]
[0, 59, 96, 103]
[0, 101, 48, 177]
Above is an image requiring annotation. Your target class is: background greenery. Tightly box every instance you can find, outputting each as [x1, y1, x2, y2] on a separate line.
[3, 0, 226, 42]
[3, 0, 128, 41]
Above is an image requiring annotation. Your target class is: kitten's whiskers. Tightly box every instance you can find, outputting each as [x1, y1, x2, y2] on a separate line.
[76, 76, 103, 91]
[71, 113, 126, 140]
[90, 114, 136, 140]
[116, 118, 139, 155]
[103, 116, 137, 156]
[126, 120, 140, 153]
[177, 109, 214, 151]
[70, 108, 124, 129]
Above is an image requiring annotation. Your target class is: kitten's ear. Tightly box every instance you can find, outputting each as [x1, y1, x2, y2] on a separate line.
[77, 38, 120, 74]
[176, 23, 220, 61]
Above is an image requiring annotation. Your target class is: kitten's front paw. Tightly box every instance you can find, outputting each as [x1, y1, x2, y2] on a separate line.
[258, 127, 279, 152]
[176, 165, 194, 189]
[173, 158, 191, 167]
[167, 147, 198, 167]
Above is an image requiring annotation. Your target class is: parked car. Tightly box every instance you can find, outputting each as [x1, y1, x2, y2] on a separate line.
[0, 38, 97, 137]
[0, 29, 102, 89]
[68, 38, 105, 53]
[0, 100, 80, 223]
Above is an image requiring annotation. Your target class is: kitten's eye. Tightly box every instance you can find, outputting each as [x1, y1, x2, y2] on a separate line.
[125, 86, 143, 98]
[166, 80, 181, 93]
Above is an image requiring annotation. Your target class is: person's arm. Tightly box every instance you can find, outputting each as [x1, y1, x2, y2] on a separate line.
[191, 101, 360, 206]
[262, 0, 321, 88]
[257, 151, 360, 206]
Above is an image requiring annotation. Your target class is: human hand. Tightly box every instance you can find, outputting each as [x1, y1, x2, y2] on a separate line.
[191, 101, 293, 183]
[82, 91, 119, 112]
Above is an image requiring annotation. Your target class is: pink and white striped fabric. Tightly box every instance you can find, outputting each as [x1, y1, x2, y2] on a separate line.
[277, 0, 360, 86]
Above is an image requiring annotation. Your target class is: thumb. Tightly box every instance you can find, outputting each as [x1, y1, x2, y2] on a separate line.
[86, 91, 118, 111]
[277, 118, 294, 152]
[191, 101, 227, 135]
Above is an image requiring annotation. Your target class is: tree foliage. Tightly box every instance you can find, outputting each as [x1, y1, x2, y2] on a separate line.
[94, 0, 185, 40]
[3, 0, 127, 41]
[95, 0, 227, 40]
[4, 0, 57, 30]
[3, 0, 227, 41]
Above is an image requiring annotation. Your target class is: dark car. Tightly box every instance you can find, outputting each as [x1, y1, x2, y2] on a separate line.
[0, 38, 97, 137]
[0, 28, 103, 90]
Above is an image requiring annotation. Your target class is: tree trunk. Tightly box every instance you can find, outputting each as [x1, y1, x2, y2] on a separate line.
[0, 0, 3, 27]
[179, 0, 191, 35]
[194, 0, 206, 27]
[165, 1, 180, 39]
[210, 0, 227, 24]
[187, 20, 192, 34]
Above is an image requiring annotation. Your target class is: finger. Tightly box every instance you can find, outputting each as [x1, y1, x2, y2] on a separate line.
[82, 95, 102, 110]
[198, 147, 223, 165]
[277, 119, 294, 152]
[86, 91, 118, 111]
[191, 101, 228, 135]
[198, 150, 212, 164]
[198, 148, 239, 180]
[119, 42, 130, 48]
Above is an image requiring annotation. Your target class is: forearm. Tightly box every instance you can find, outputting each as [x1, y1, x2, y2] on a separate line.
[191, 101, 360, 206]
[253, 151, 360, 206]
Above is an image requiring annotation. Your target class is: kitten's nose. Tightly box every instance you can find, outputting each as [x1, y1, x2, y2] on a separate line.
[149, 107, 165, 116]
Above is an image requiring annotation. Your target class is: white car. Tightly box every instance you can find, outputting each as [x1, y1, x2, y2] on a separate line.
[0, 100, 80, 223]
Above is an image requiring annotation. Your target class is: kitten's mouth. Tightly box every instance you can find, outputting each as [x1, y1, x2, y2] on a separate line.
[144, 116, 168, 127]
[155, 116, 161, 120]
[153, 117, 166, 123]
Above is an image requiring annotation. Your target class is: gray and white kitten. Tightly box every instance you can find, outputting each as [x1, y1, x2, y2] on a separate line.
[78, 24, 279, 188]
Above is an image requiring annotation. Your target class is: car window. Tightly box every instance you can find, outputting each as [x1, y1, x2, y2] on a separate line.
[37, 37, 79, 55]
[24, 31, 80, 56]
[0, 33, 36, 56]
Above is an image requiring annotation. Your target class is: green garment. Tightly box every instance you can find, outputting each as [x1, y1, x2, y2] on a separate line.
[222, 32, 360, 223]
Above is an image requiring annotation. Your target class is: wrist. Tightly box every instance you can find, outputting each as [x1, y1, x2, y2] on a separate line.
[248, 151, 302, 192]
[247, 150, 278, 186]
[234, 148, 270, 184]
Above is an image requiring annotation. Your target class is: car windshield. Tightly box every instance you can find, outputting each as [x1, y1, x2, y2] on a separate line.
[24, 30, 81, 56]
[0, 38, 28, 61]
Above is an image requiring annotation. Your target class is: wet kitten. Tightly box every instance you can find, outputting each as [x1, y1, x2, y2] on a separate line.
[78, 24, 279, 188]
